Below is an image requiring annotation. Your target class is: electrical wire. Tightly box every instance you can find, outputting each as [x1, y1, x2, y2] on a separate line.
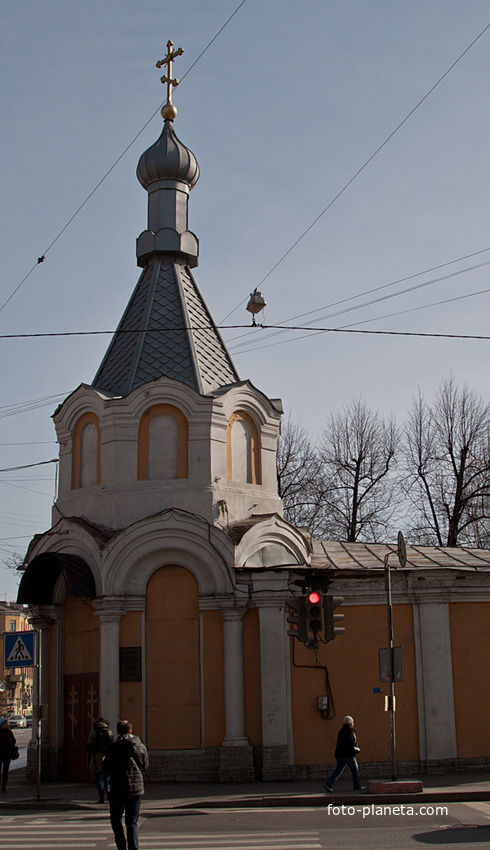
[0, 394, 69, 419]
[230, 287, 490, 356]
[0, 0, 248, 316]
[225, 247, 490, 346]
[0, 460, 58, 474]
[228, 257, 490, 352]
[220, 21, 490, 323]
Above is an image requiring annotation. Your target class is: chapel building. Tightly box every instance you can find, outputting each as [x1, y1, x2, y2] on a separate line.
[18, 52, 490, 783]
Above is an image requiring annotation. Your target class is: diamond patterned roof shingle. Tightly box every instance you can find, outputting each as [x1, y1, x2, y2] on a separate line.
[92, 261, 239, 397]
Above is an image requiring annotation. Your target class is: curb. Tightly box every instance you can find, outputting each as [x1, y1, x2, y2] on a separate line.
[2, 787, 490, 812]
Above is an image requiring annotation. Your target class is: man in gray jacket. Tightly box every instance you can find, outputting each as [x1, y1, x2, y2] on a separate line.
[102, 720, 149, 850]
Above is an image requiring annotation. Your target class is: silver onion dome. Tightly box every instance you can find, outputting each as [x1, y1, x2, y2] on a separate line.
[137, 119, 200, 190]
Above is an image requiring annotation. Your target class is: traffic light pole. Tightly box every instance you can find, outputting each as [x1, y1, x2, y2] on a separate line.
[384, 553, 397, 782]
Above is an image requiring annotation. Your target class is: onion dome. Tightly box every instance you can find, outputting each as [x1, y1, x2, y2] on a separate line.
[137, 120, 200, 190]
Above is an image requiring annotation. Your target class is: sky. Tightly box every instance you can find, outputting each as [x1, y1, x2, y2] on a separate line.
[1, 0, 490, 599]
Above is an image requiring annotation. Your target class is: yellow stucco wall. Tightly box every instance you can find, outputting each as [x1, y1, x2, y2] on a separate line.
[64, 596, 99, 674]
[119, 611, 143, 737]
[202, 610, 225, 746]
[291, 603, 419, 766]
[146, 566, 201, 750]
[243, 607, 262, 745]
[450, 601, 490, 758]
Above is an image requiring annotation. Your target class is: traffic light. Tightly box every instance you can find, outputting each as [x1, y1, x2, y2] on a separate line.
[306, 590, 323, 634]
[287, 597, 308, 641]
[324, 595, 345, 641]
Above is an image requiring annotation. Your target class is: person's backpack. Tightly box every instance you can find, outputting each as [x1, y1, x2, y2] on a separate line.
[94, 728, 111, 754]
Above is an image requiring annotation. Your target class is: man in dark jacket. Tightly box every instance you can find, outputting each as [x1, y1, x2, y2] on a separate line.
[102, 720, 149, 850]
[324, 715, 365, 792]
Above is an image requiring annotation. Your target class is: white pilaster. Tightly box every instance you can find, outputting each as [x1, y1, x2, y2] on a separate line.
[413, 601, 457, 761]
[221, 608, 248, 746]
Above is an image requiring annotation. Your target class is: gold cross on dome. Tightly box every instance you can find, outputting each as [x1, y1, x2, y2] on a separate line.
[156, 40, 184, 105]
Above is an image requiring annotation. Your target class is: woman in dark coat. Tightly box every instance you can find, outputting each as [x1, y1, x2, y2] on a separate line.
[0, 717, 17, 793]
[324, 715, 365, 792]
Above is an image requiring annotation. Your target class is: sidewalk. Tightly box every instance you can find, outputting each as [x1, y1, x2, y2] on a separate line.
[2, 767, 490, 811]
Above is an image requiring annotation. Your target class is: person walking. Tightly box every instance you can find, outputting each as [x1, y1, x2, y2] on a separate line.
[324, 715, 365, 792]
[86, 716, 114, 802]
[102, 720, 149, 850]
[0, 717, 17, 793]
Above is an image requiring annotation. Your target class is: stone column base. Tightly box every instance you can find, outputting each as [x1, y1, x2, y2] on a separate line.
[219, 744, 255, 782]
[262, 744, 291, 781]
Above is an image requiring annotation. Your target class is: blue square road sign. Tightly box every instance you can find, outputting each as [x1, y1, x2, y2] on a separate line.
[4, 631, 35, 668]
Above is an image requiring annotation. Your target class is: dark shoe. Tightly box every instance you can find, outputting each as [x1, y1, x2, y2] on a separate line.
[1, 788, 6, 793]
[98, 798, 104, 803]
[354, 786, 366, 791]
[323, 784, 333, 793]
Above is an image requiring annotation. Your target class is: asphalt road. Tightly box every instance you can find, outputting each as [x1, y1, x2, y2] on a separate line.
[1, 802, 490, 849]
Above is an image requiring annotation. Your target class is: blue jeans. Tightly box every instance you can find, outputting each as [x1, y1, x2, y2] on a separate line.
[325, 756, 362, 789]
[109, 795, 141, 850]
[95, 771, 110, 801]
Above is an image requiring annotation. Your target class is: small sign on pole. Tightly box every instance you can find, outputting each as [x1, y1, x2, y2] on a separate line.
[379, 646, 404, 682]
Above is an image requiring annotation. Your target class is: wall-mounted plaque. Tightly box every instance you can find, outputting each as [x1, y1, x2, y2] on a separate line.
[119, 647, 142, 682]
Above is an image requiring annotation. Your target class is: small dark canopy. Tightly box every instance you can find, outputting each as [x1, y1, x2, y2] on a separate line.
[17, 553, 96, 605]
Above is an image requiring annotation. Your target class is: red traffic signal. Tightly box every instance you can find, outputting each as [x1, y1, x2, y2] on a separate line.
[306, 590, 323, 633]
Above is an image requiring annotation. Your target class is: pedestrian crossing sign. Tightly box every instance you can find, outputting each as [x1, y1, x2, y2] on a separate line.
[4, 631, 35, 667]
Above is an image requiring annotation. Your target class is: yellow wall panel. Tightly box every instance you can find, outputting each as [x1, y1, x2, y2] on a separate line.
[119, 612, 143, 735]
[450, 601, 490, 758]
[243, 608, 262, 745]
[291, 604, 419, 766]
[202, 610, 225, 747]
[64, 596, 99, 675]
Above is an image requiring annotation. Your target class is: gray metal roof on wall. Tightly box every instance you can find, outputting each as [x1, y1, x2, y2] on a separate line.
[92, 260, 240, 397]
[310, 540, 490, 572]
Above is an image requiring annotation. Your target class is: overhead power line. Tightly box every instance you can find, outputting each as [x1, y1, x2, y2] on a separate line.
[226, 246, 490, 346]
[0, 0, 248, 316]
[227, 255, 490, 352]
[0, 460, 58, 474]
[220, 21, 490, 323]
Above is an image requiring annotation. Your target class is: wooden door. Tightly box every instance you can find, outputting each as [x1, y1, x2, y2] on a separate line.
[64, 672, 99, 781]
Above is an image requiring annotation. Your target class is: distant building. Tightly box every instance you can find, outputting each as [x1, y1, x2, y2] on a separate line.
[18, 56, 490, 783]
[0, 603, 33, 718]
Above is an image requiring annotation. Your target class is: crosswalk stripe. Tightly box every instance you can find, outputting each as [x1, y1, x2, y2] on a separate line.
[142, 833, 319, 839]
[140, 834, 322, 850]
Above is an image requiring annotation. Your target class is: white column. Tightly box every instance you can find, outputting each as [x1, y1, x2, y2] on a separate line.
[221, 609, 248, 746]
[94, 603, 124, 731]
[413, 601, 457, 761]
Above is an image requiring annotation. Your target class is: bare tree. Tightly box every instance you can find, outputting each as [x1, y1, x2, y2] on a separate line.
[277, 415, 331, 537]
[403, 376, 490, 546]
[319, 398, 399, 542]
[2, 552, 24, 585]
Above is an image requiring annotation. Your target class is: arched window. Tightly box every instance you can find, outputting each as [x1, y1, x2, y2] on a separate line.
[226, 411, 261, 484]
[138, 404, 188, 480]
[72, 413, 101, 489]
